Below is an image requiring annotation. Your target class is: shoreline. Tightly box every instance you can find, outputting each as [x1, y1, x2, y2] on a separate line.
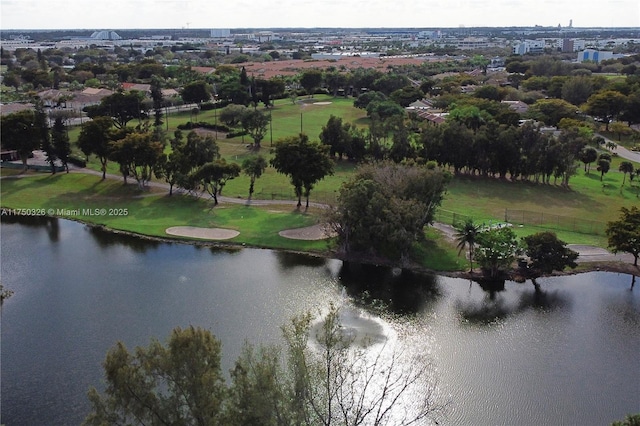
[4, 211, 636, 280]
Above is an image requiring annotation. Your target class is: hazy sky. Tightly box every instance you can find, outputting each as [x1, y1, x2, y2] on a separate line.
[1, 0, 638, 30]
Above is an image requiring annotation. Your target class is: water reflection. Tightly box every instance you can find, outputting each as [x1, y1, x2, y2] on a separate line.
[275, 251, 327, 269]
[1, 214, 60, 242]
[339, 261, 441, 315]
[456, 280, 571, 325]
[87, 224, 160, 253]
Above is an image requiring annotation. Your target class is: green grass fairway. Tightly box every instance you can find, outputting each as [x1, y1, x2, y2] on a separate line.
[0, 173, 328, 252]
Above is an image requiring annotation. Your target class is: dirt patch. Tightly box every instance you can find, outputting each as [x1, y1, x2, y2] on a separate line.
[279, 224, 336, 240]
[192, 128, 227, 139]
[166, 226, 239, 240]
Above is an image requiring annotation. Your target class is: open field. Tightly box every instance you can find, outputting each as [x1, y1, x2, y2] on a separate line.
[3, 94, 640, 271]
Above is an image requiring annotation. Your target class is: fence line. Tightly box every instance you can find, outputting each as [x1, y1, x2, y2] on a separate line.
[434, 209, 472, 227]
[504, 209, 606, 235]
[434, 208, 605, 235]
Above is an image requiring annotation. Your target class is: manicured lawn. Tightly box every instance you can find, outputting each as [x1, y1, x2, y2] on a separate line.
[0, 173, 328, 252]
[70, 94, 368, 179]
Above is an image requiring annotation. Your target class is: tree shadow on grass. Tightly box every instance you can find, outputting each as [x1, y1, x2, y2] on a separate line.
[449, 175, 607, 213]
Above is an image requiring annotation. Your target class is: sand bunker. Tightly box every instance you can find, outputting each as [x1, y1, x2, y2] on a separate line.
[313, 101, 332, 105]
[166, 226, 239, 240]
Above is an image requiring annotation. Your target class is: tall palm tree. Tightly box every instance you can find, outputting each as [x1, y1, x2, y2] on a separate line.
[454, 219, 481, 273]
[619, 161, 634, 186]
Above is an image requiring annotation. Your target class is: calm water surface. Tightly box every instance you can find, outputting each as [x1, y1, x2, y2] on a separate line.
[1, 218, 638, 425]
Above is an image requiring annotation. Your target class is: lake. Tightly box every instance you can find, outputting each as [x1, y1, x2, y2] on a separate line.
[1, 217, 638, 425]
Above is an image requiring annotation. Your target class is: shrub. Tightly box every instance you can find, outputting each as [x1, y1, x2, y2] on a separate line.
[68, 155, 86, 168]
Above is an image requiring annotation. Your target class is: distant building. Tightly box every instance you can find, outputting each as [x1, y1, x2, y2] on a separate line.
[90, 31, 121, 40]
[417, 30, 442, 39]
[562, 39, 574, 53]
[407, 99, 433, 110]
[501, 100, 529, 114]
[457, 37, 489, 49]
[578, 49, 614, 63]
[512, 40, 545, 55]
[210, 29, 231, 38]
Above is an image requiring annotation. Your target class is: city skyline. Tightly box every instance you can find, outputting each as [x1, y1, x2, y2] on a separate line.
[1, 0, 639, 31]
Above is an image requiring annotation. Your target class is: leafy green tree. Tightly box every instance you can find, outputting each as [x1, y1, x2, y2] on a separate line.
[554, 128, 587, 187]
[455, 219, 481, 272]
[561, 76, 594, 106]
[366, 100, 405, 121]
[619, 161, 635, 186]
[579, 146, 598, 173]
[150, 76, 164, 127]
[155, 151, 188, 196]
[271, 134, 334, 209]
[51, 117, 71, 173]
[181, 81, 211, 106]
[225, 344, 288, 425]
[388, 118, 415, 163]
[621, 91, 640, 126]
[319, 115, 351, 159]
[195, 159, 241, 205]
[241, 155, 268, 199]
[109, 131, 164, 189]
[606, 206, 640, 266]
[583, 90, 627, 131]
[241, 109, 270, 149]
[33, 98, 56, 174]
[182, 131, 220, 168]
[323, 70, 347, 97]
[389, 86, 424, 107]
[611, 413, 640, 426]
[219, 104, 247, 127]
[474, 227, 521, 279]
[256, 78, 285, 107]
[474, 85, 503, 101]
[77, 116, 114, 179]
[329, 162, 449, 260]
[522, 232, 578, 289]
[86, 91, 148, 129]
[299, 69, 323, 97]
[0, 110, 42, 171]
[447, 105, 491, 133]
[154, 130, 189, 195]
[372, 73, 409, 95]
[527, 98, 579, 127]
[162, 131, 219, 194]
[84, 326, 227, 426]
[597, 155, 611, 181]
[353, 91, 386, 110]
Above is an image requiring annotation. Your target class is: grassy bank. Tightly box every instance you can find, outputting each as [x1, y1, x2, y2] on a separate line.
[0, 172, 327, 251]
[0, 171, 467, 271]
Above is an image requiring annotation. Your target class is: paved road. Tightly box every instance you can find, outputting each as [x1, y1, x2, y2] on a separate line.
[597, 133, 640, 163]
